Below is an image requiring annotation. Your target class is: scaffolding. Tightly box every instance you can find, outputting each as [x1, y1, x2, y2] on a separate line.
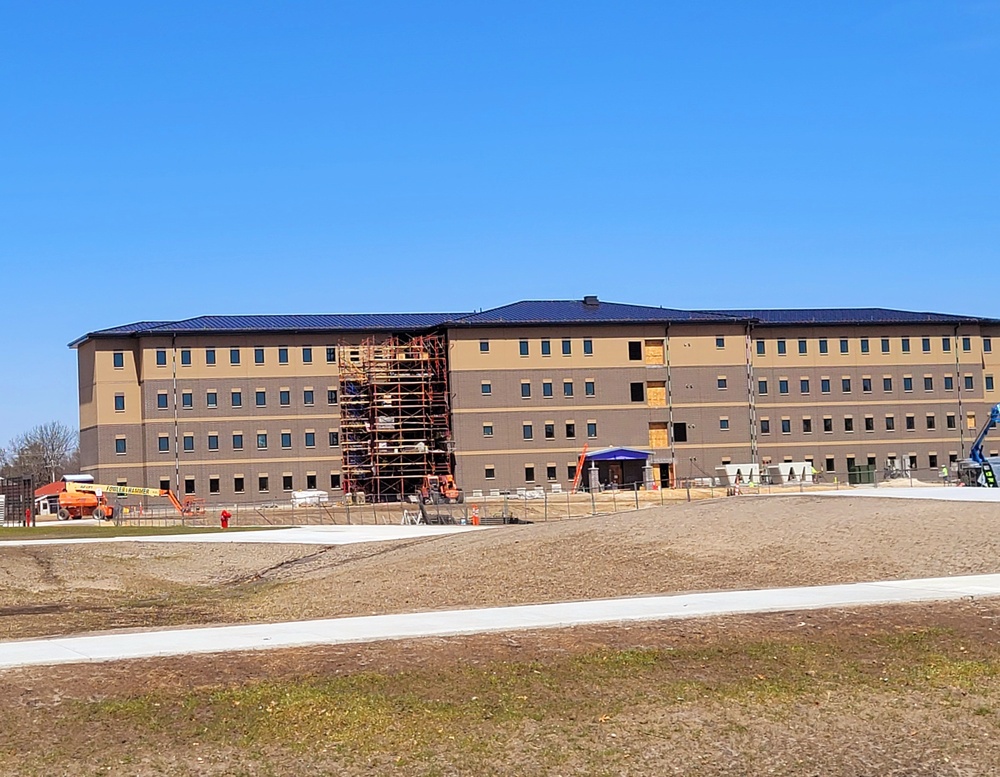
[338, 334, 454, 502]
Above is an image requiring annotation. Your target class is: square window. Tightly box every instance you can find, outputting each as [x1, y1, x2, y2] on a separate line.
[231, 391, 242, 407]
[304, 390, 315, 405]
[329, 431, 340, 446]
[758, 379, 768, 395]
[583, 339, 593, 355]
[156, 349, 167, 366]
[282, 475, 293, 491]
[206, 348, 216, 365]
[208, 435, 219, 451]
[545, 423, 555, 440]
[207, 392, 217, 408]
[115, 438, 126, 454]
[281, 432, 291, 449]
[777, 340, 787, 355]
[230, 348, 240, 365]
[719, 418, 730, 430]
[562, 339, 571, 355]
[519, 340, 529, 356]
[521, 382, 531, 398]
[157, 393, 168, 409]
[631, 383, 645, 402]
[113, 352, 124, 369]
[523, 424, 533, 440]
[483, 424, 494, 437]
[881, 338, 890, 354]
[480, 340, 490, 353]
[278, 347, 288, 364]
[717, 377, 728, 390]
[326, 389, 336, 404]
[565, 422, 576, 438]
[233, 434, 243, 450]
[587, 422, 597, 438]
[756, 340, 765, 356]
[254, 348, 265, 364]
[305, 432, 315, 447]
[114, 394, 125, 411]
[543, 381, 553, 397]
[182, 391, 193, 408]
[716, 337, 725, 349]
[185, 478, 196, 495]
[563, 381, 574, 397]
[481, 382, 492, 396]
[541, 340, 551, 356]
[798, 339, 807, 355]
[257, 433, 267, 450]
[485, 467, 496, 480]
[256, 390, 266, 407]
[280, 390, 290, 406]
[628, 341, 642, 360]
[302, 347, 313, 363]
[819, 339, 828, 354]
[585, 380, 595, 396]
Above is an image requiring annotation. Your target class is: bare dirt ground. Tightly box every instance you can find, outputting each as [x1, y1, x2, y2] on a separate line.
[3, 494, 1000, 775]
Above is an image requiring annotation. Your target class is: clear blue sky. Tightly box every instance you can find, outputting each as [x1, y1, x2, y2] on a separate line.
[1, 1, 998, 446]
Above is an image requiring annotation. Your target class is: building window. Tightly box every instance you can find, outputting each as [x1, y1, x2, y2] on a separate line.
[330, 474, 341, 489]
[840, 339, 849, 354]
[905, 415, 915, 430]
[844, 417, 854, 432]
[883, 377, 892, 392]
[231, 390, 242, 407]
[257, 433, 267, 450]
[842, 378, 851, 393]
[233, 433, 243, 450]
[756, 340, 765, 356]
[798, 339, 807, 355]
[985, 338, 993, 353]
[779, 379, 789, 395]
[564, 381, 574, 397]
[942, 337, 951, 352]
[583, 339, 593, 355]
[881, 338, 890, 354]
[864, 417, 874, 432]
[523, 424, 533, 440]
[525, 466, 535, 483]
[673, 422, 687, 442]
[903, 376, 913, 392]
[254, 348, 265, 365]
[115, 438, 126, 454]
[156, 392, 167, 409]
[519, 340, 529, 356]
[484, 467, 495, 480]
[901, 338, 910, 353]
[481, 382, 492, 396]
[176, 349, 190, 367]
[329, 431, 340, 447]
[483, 424, 494, 437]
[717, 377, 728, 390]
[823, 417, 833, 433]
[158, 436, 169, 452]
[210, 478, 220, 495]
[565, 422, 576, 439]
[825, 457, 836, 473]
[208, 435, 219, 451]
[541, 340, 551, 356]
[521, 382, 531, 399]
[281, 432, 292, 449]
[562, 339, 572, 355]
[114, 394, 125, 411]
[758, 379, 768, 395]
[862, 378, 872, 393]
[279, 390, 290, 407]
[962, 337, 971, 352]
[965, 375, 974, 390]
[922, 338, 931, 353]
[259, 476, 269, 493]
[113, 352, 124, 369]
[182, 391, 193, 408]
[256, 390, 266, 407]
[321, 346, 335, 364]
[860, 339, 870, 354]
[207, 392, 217, 408]
[480, 340, 490, 353]
[987, 376, 995, 391]
[206, 348, 216, 365]
[305, 432, 315, 448]
[278, 347, 288, 364]
[625, 341, 642, 361]
[924, 376, 933, 391]
[185, 478, 196, 495]
[326, 389, 336, 404]
[306, 474, 316, 490]
[631, 383, 646, 401]
[802, 418, 812, 433]
[183, 434, 194, 452]
[800, 379, 810, 394]
[926, 415, 936, 430]
[780, 419, 791, 434]
[542, 381, 553, 398]
[777, 340, 787, 355]
[585, 380, 595, 396]
[302, 347, 312, 363]
[947, 413, 957, 429]
[283, 475, 293, 492]
[156, 349, 167, 366]
[303, 389, 315, 405]
[546, 465, 557, 481]
[760, 419, 770, 435]
[545, 423, 555, 440]
[230, 348, 240, 365]
[568, 464, 577, 481]
[819, 339, 828, 355]
[929, 454, 938, 469]
[587, 422, 597, 438]
[944, 376, 954, 391]
[234, 477, 245, 494]
[821, 378, 831, 393]
[719, 418, 730, 430]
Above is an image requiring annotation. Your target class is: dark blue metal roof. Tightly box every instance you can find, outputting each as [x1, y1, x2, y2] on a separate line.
[704, 308, 992, 326]
[452, 300, 740, 326]
[586, 447, 651, 461]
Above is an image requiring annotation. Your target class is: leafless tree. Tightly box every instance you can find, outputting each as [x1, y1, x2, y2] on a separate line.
[1, 422, 79, 485]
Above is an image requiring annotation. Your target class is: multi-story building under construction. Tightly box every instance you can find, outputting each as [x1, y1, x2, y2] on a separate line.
[72, 297, 1000, 501]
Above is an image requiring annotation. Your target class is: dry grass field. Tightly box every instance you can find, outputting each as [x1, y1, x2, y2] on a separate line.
[2, 494, 1000, 775]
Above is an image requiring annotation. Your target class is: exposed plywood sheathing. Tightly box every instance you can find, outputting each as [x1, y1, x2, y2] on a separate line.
[644, 339, 665, 365]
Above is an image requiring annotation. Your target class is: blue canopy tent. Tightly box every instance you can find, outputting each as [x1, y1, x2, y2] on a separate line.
[583, 447, 651, 489]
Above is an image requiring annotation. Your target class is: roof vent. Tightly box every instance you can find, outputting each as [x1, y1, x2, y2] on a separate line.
[583, 295, 599, 307]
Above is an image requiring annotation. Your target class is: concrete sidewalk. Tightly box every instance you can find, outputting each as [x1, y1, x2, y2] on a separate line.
[3, 573, 999, 670]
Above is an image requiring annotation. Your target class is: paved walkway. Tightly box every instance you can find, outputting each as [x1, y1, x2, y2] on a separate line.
[3, 573, 999, 670]
[816, 485, 1000, 502]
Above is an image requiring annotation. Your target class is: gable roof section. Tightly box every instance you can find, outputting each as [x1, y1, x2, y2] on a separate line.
[451, 300, 740, 326]
[703, 308, 991, 326]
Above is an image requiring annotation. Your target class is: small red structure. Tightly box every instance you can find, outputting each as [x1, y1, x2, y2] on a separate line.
[220, 509, 231, 529]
